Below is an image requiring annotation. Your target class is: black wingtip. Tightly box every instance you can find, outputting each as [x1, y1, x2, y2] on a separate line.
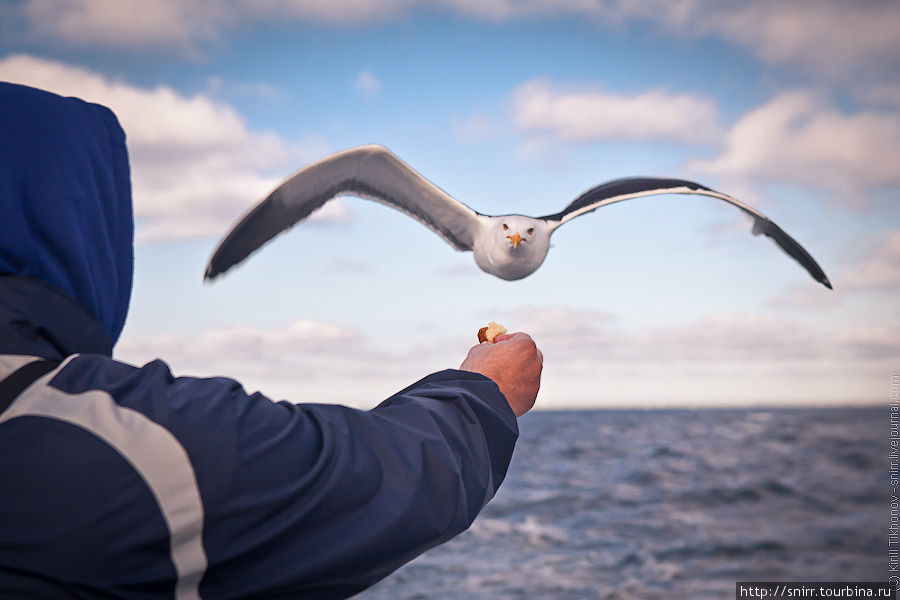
[203, 263, 218, 283]
[759, 220, 833, 292]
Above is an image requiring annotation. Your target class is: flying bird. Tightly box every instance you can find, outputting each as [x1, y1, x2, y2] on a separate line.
[204, 145, 832, 289]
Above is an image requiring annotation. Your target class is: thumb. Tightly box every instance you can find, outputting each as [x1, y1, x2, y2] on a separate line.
[491, 333, 516, 343]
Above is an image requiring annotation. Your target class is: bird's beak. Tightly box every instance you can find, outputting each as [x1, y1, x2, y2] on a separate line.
[507, 232, 523, 249]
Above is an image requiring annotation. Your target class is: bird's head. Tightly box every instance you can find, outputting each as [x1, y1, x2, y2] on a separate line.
[473, 215, 552, 280]
[500, 216, 538, 250]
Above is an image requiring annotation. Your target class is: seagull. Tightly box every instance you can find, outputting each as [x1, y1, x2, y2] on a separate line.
[204, 144, 832, 289]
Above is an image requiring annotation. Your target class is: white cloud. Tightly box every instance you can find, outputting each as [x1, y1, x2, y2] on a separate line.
[240, 0, 412, 25]
[857, 83, 900, 110]
[115, 318, 452, 407]
[840, 231, 900, 292]
[767, 230, 900, 305]
[9, 0, 900, 89]
[9, 0, 411, 51]
[524, 306, 896, 405]
[699, 1, 900, 81]
[692, 91, 900, 193]
[831, 326, 900, 362]
[354, 70, 382, 96]
[507, 306, 615, 348]
[506, 306, 899, 365]
[511, 79, 721, 144]
[116, 307, 896, 408]
[443, 1, 900, 84]
[0, 54, 333, 242]
[118, 318, 361, 369]
[766, 285, 841, 311]
[19, 0, 227, 53]
[627, 314, 820, 362]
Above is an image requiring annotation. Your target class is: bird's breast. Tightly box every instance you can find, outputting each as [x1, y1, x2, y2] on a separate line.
[473, 236, 547, 281]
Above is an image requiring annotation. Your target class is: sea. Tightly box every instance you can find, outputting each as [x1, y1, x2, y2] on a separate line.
[359, 407, 885, 600]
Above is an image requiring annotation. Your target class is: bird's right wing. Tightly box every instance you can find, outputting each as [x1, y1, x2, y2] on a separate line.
[204, 145, 484, 280]
[539, 177, 832, 289]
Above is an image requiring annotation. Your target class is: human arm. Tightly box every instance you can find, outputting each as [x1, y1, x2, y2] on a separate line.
[155, 366, 518, 599]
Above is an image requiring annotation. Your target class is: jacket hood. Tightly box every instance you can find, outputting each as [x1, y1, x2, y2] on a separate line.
[0, 82, 133, 345]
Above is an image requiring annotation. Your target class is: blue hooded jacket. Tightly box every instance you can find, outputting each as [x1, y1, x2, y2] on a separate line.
[0, 81, 133, 347]
[0, 83, 518, 599]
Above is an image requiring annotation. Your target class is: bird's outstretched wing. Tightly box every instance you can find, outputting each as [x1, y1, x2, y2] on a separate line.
[205, 145, 484, 280]
[539, 177, 832, 289]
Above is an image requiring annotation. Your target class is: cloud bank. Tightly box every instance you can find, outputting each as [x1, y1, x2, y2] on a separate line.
[512, 79, 720, 144]
[0, 54, 339, 242]
[116, 306, 896, 407]
[8, 1, 899, 87]
[692, 92, 900, 192]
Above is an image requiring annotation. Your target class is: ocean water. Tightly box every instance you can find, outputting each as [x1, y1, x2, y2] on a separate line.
[359, 408, 884, 599]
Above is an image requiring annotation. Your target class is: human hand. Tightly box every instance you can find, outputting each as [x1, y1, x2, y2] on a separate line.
[459, 332, 542, 417]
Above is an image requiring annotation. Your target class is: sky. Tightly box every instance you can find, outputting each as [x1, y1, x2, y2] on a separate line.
[1, 0, 898, 408]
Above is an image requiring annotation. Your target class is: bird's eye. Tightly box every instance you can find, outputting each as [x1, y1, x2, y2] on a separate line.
[502, 223, 509, 231]
[527, 227, 534, 235]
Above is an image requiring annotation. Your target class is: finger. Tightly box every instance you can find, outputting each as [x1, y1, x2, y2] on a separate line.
[497, 332, 533, 344]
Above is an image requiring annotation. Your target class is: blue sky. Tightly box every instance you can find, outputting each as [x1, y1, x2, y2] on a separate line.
[1, 0, 898, 407]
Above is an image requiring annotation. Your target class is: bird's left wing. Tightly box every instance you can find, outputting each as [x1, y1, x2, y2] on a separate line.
[539, 177, 832, 289]
[205, 145, 484, 280]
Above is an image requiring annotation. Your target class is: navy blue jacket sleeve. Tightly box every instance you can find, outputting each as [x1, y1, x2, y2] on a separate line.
[139, 365, 518, 599]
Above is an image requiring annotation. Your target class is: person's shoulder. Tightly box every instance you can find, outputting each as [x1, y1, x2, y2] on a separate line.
[53, 353, 297, 447]
[50, 352, 140, 392]
[52, 353, 263, 412]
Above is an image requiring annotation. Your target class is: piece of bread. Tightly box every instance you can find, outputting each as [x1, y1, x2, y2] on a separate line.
[477, 321, 507, 343]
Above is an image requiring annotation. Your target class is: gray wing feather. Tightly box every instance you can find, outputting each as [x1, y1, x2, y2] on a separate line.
[205, 145, 482, 280]
[543, 177, 832, 289]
